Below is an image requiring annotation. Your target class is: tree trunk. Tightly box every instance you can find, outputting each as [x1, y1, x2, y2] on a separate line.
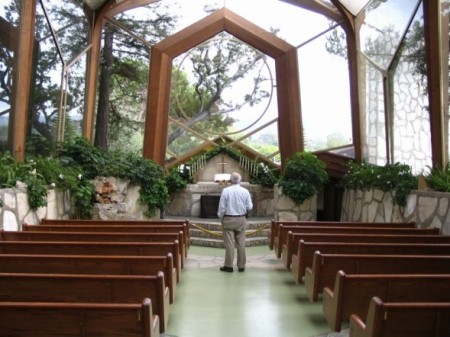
[94, 24, 114, 150]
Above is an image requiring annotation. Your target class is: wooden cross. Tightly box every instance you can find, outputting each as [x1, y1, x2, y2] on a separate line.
[217, 156, 227, 173]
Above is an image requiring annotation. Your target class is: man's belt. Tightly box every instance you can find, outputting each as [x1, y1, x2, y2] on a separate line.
[225, 214, 246, 217]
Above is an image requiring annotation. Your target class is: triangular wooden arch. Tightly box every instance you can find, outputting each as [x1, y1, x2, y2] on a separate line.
[143, 7, 303, 168]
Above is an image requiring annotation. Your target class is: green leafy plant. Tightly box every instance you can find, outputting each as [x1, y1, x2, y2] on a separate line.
[250, 163, 279, 187]
[424, 164, 450, 192]
[165, 168, 189, 195]
[278, 152, 328, 204]
[341, 161, 418, 207]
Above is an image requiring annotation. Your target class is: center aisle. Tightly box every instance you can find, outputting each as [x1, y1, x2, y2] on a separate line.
[164, 246, 349, 337]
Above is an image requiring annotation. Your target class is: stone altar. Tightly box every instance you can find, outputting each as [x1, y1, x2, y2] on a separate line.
[165, 182, 274, 218]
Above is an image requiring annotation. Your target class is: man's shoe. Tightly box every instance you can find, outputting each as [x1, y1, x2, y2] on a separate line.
[238, 267, 245, 272]
[220, 266, 233, 272]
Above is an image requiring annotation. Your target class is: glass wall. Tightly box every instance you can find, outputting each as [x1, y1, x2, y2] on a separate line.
[0, 0, 18, 152]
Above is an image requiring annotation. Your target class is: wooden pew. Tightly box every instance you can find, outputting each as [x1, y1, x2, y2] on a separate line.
[0, 230, 185, 268]
[37, 218, 190, 251]
[23, 224, 189, 257]
[0, 298, 159, 337]
[304, 252, 450, 302]
[322, 271, 450, 332]
[292, 241, 450, 284]
[0, 253, 177, 304]
[269, 220, 416, 250]
[0, 241, 182, 283]
[277, 225, 439, 263]
[349, 297, 450, 337]
[0, 271, 170, 333]
[283, 232, 450, 277]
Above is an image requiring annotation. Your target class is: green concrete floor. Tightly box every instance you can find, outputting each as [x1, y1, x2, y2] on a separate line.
[164, 245, 349, 337]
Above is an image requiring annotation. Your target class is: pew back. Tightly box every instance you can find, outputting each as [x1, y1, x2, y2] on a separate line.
[0, 253, 176, 303]
[269, 220, 415, 250]
[278, 225, 439, 263]
[0, 272, 169, 333]
[323, 271, 450, 332]
[283, 232, 450, 275]
[349, 297, 450, 337]
[0, 299, 159, 337]
[292, 241, 450, 283]
[304, 252, 450, 302]
[0, 230, 185, 267]
[0, 241, 181, 282]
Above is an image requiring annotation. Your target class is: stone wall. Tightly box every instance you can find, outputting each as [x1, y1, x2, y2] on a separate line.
[0, 182, 72, 231]
[341, 189, 450, 234]
[273, 185, 317, 221]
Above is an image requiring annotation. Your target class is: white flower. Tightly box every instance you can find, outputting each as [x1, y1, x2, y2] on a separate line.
[59, 174, 64, 179]
[78, 174, 82, 180]
[50, 183, 56, 188]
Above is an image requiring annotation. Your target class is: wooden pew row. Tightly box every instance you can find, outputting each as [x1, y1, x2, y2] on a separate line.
[292, 241, 450, 284]
[0, 271, 170, 333]
[323, 271, 450, 332]
[284, 232, 450, 279]
[269, 220, 416, 250]
[349, 297, 450, 337]
[0, 298, 159, 337]
[0, 253, 177, 304]
[0, 241, 182, 283]
[38, 218, 190, 251]
[304, 252, 450, 302]
[0, 229, 185, 268]
[276, 225, 439, 262]
[23, 224, 189, 258]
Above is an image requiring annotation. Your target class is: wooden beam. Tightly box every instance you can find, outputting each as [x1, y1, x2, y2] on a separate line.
[11, 0, 37, 161]
[423, 0, 445, 167]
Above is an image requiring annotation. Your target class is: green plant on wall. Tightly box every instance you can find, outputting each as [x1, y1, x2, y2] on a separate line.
[278, 152, 328, 204]
[424, 164, 450, 192]
[341, 161, 418, 207]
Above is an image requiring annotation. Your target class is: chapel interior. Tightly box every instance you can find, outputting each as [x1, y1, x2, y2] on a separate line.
[0, 1, 449, 337]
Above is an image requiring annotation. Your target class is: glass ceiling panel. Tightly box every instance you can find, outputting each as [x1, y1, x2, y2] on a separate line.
[118, 0, 333, 48]
[338, 0, 371, 16]
[360, 0, 419, 70]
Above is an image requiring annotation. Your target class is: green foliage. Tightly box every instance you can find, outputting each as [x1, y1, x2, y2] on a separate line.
[165, 168, 189, 195]
[341, 161, 418, 207]
[424, 164, 450, 192]
[60, 137, 168, 218]
[278, 152, 328, 204]
[251, 163, 279, 187]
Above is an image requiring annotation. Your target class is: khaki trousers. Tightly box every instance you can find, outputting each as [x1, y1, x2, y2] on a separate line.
[221, 216, 247, 269]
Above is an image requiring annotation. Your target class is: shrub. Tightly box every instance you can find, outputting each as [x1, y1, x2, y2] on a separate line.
[278, 152, 328, 204]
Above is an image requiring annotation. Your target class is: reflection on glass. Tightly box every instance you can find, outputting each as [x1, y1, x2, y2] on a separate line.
[40, 0, 89, 62]
[0, 0, 16, 151]
[27, 3, 64, 154]
[392, 6, 431, 173]
[360, 0, 419, 70]
[338, 0, 371, 16]
[364, 60, 387, 165]
[298, 27, 352, 152]
[63, 53, 87, 141]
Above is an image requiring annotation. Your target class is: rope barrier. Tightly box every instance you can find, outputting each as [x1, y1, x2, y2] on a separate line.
[190, 222, 270, 238]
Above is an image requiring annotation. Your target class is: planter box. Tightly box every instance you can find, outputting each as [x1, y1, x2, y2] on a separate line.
[273, 185, 317, 221]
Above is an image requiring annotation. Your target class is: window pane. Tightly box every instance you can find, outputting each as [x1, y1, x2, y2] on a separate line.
[392, 5, 431, 173]
[298, 26, 352, 152]
[0, 0, 17, 152]
[360, 0, 420, 70]
[364, 59, 387, 165]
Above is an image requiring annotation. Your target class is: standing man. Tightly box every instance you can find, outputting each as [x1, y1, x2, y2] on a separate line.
[217, 172, 253, 272]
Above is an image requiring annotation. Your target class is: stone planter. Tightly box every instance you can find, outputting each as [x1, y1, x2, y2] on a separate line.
[341, 188, 450, 234]
[273, 184, 317, 221]
[0, 182, 73, 230]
